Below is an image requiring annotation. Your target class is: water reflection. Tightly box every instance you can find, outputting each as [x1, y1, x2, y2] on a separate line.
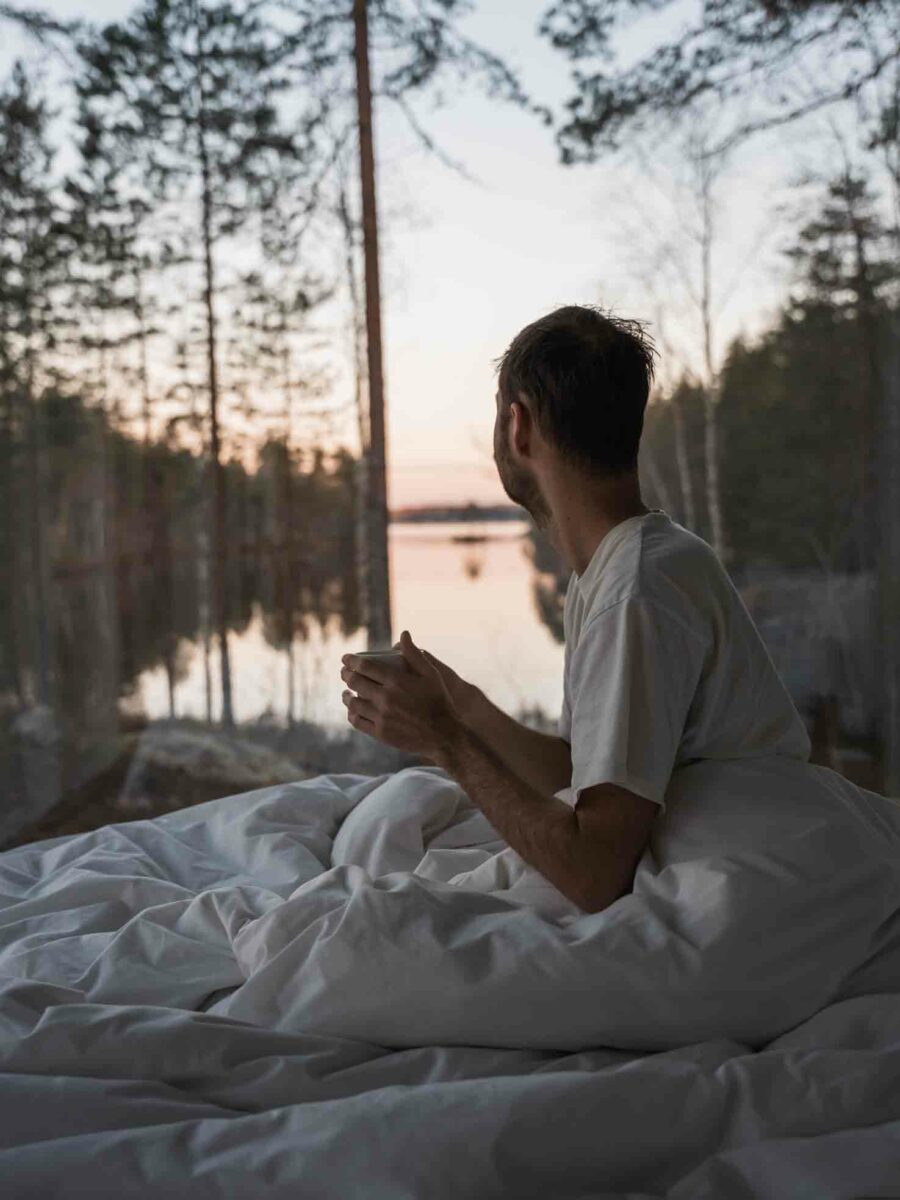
[4, 502, 888, 847]
[136, 520, 565, 730]
[461, 550, 483, 580]
[1, 512, 572, 845]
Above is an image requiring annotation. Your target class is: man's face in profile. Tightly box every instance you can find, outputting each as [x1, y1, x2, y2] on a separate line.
[492, 389, 552, 530]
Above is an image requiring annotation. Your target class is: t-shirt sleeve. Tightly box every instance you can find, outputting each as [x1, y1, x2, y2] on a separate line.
[557, 571, 576, 743]
[566, 595, 707, 812]
[558, 689, 572, 742]
[558, 636, 573, 742]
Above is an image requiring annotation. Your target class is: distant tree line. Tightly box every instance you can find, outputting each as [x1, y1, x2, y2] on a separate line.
[641, 170, 899, 572]
[0, 383, 362, 777]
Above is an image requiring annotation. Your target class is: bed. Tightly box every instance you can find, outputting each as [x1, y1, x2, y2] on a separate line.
[1, 759, 899, 1197]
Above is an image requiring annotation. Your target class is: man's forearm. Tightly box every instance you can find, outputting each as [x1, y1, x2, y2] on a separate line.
[434, 718, 613, 914]
[460, 687, 573, 801]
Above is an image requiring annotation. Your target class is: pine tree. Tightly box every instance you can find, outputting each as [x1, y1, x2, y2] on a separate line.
[785, 169, 900, 789]
[75, 0, 328, 728]
[784, 171, 898, 572]
[235, 181, 333, 726]
[539, 0, 899, 163]
[0, 65, 69, 712]
[59, 104, 147, 758]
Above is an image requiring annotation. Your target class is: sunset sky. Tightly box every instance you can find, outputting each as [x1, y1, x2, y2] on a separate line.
[3, 0, 853, 508]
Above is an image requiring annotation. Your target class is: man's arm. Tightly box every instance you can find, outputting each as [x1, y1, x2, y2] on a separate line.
[435, 719, 659, 915]
[457, 687, 573, 800]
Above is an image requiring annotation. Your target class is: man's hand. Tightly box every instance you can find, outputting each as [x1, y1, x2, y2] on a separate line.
[341, 630, 462, 759]
[393, 641, 483, 726]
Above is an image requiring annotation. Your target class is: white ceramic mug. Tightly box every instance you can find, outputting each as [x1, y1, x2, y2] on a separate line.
[353, 649, 412, 674]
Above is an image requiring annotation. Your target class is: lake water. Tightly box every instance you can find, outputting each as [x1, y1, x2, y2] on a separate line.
[138, 520, 567, 733]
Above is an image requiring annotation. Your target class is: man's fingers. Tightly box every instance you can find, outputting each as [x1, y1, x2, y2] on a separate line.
[343, 690, 378, 726]
[342, 654, 391, 686]
[423, 648, 445, 667]
[341, 666, 383, 700]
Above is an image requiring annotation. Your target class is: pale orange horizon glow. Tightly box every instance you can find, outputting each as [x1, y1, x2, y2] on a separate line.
[387, 460, 507, 510]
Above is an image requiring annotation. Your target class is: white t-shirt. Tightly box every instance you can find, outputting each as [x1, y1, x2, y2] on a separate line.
[555, 510, 811, 813]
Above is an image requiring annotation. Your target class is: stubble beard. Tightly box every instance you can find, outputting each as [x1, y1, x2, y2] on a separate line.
[494, 440, 552, 533]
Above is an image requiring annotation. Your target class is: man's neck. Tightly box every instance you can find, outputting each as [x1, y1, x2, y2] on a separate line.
[547, 472, 650, 577]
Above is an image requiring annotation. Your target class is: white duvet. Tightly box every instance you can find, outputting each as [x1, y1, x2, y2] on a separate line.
[1, 758, 900, 1198]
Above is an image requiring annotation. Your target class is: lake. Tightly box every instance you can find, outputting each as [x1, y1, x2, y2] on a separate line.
[138, 520, 567, 733]
[4, 516, 888, 850]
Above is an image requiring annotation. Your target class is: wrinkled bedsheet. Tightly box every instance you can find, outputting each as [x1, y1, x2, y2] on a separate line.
[1, 758, 900, 1198]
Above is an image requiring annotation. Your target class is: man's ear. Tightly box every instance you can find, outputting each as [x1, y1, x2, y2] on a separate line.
[511, 393, 532, 456]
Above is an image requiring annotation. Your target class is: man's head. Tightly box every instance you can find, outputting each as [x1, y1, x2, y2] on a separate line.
[492, 304, 657, 529]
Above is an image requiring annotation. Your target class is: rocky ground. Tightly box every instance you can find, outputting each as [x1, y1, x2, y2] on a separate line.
[0, 699, 883, 851]
[0, 714, 437, 850]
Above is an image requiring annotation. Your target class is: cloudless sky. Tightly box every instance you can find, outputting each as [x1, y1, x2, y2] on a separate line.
[2, 0, 862, 507]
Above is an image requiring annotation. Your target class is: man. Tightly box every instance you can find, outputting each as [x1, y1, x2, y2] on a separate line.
[340, 304, 811, 915]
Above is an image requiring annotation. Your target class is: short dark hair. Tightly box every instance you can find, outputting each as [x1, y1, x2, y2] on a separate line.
[495, 304, 657, 477]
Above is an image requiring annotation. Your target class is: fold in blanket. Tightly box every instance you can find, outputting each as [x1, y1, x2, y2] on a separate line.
[1, 761, 899, 1197]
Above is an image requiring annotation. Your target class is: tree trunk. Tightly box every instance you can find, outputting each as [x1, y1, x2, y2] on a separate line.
[847, 187, 898, 794]
[703, 384, 727, 561]
[196, 493, 214, 725]
[878, 308, 900, 796]
[1, 364, 26, 704]
[338, 176, 371, 636]
[195, 29, 234, 728]
[670, 391, 696, 530]
[697, 140, 729, 564]
[135, 266, 155, 566]
[23, 295, 52, 708]
[281, 344, 297, 727]
[89, 338, 120, 769]
[165, 648, 177, 719]
[851, 203, 881, 571]
[353, 0, 392, 650]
